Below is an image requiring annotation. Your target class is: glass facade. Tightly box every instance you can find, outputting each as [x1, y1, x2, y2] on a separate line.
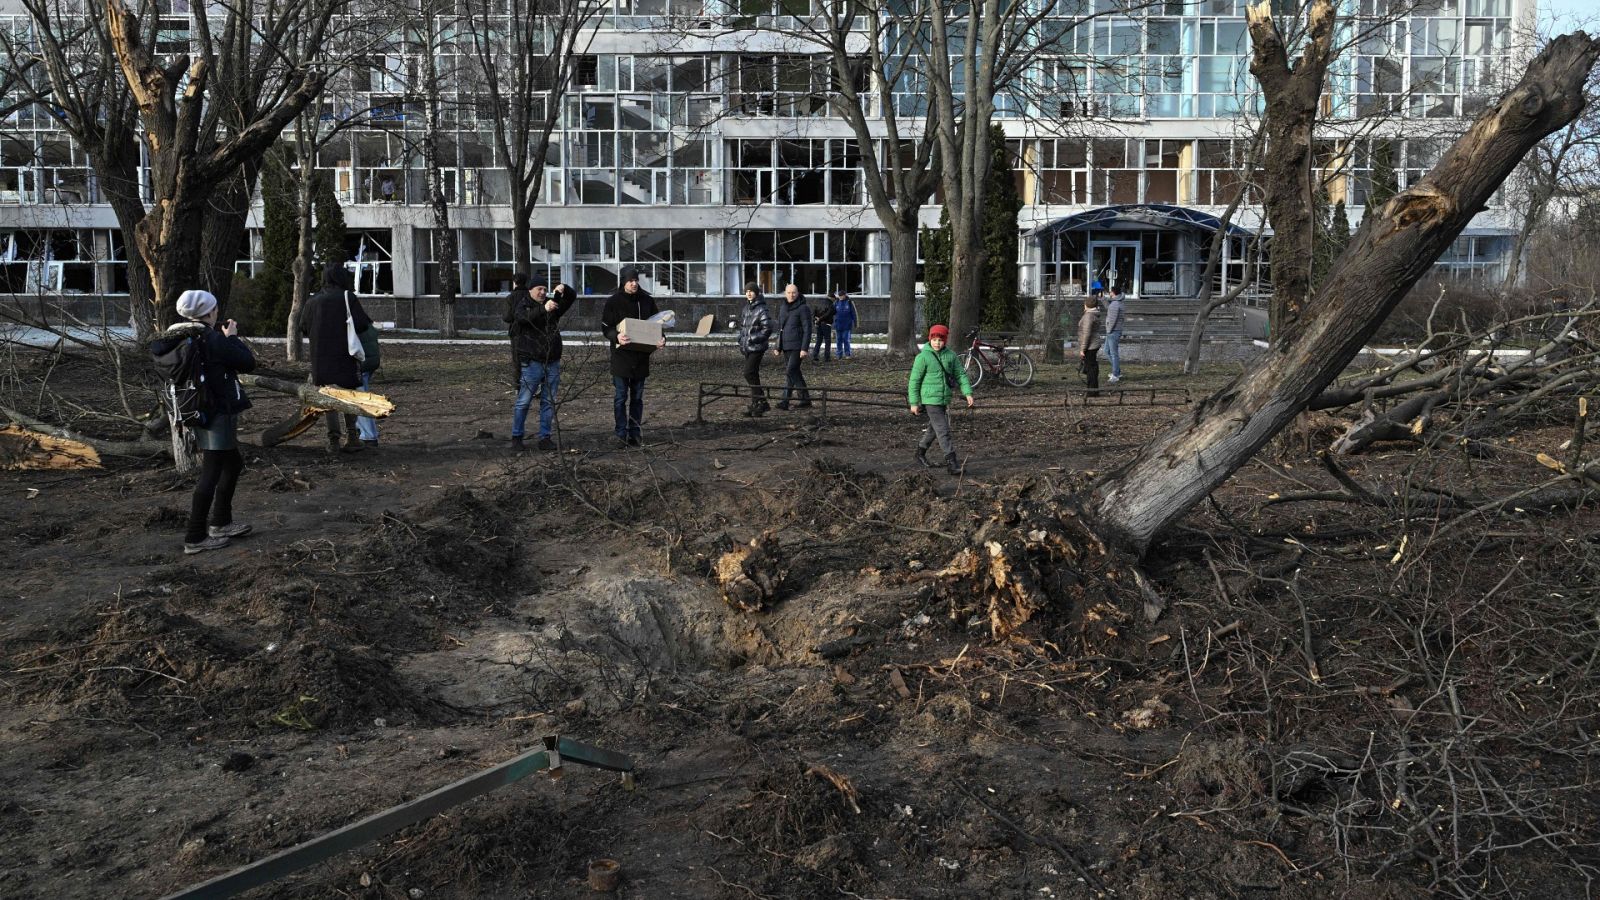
[1, 0, 1528, 302]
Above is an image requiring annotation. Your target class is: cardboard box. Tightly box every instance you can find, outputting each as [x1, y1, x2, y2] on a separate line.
[695, 313, 716, 337]
[618, 317, 662, 351]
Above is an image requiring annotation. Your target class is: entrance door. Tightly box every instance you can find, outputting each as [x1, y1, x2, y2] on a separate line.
[1089, 241, 1140, 296]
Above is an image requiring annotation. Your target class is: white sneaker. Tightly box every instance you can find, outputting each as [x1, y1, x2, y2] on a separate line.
[1107, 375, 1122, 383]
[209, 522, 253, 539]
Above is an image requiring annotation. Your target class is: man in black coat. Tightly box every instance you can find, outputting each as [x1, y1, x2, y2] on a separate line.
[302, 263, 373, 453]
[505, 271, 576, 451]
[811, 295, 834, 362]
[773, 282, 812, 410]
[599, 267, 664, 445]
[737, 282, 773, 417]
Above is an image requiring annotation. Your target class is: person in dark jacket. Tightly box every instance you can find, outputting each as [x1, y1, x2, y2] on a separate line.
[737, 282, 773, 417]
[772, 283, 813, 410]
[832, 290, 857, 359]
[151, 289, 257, 555]
[811, 294, 834, 362]
[302, 263, 373, 453]
[504, 272, 529, 385]
[506, 271, 577, 451]
[599, 267, 663, 445]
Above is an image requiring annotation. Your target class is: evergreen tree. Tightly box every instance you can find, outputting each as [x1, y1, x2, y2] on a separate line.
[980, 125, 1023, 332]
[1358, 139, 1399, 231]
[1312, 196, 1351, 290]
[313, 172, 347, 274]
[921, 205, 952, 329]
[245, 147, 296, 331]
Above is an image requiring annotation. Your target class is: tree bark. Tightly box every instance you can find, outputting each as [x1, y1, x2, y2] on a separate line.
[886, 225, 920, 355]
[1246, 0, 1336, 347]
[1086, 30, 1600, 556]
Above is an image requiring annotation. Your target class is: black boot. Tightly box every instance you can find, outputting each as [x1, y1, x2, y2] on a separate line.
[753, 399, 769, 417]
[915, 445, 932, 468]
[511, 436, 526, 452]
[945, 453, 963, 476]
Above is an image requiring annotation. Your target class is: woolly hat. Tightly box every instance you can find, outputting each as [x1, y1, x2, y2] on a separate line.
[928, 324, 949, 341]
[175, 289, 217, 321]
[526, 271, 547, 288]
[620, 266, 640, 284]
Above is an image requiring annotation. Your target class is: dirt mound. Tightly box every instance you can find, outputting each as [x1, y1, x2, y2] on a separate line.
[709, 759, 877, 892]
[4, 486, 527, 736]
[3, 599, 446, 733]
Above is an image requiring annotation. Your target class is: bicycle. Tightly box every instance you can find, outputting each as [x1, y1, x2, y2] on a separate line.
[961, 330, 1035, 388]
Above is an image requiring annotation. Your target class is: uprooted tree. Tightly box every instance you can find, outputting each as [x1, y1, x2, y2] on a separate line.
[1084, 22, 1600, 559]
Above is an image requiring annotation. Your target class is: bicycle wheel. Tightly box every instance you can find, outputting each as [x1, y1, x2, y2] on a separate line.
[962, 350, 985, 388]
[1001, 350, 1035, 387]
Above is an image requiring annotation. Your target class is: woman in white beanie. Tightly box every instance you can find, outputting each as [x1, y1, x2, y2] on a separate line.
[150, 289, 257, 555]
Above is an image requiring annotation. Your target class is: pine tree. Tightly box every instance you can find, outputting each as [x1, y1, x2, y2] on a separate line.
[250, 147, 296, 330]
[980, 125, 1023, 332]
[1312, 196, 1351, 290]
[921, 205, 952, 329]
[1358, 139, 1399, 232]
[313, 172, 347, 274]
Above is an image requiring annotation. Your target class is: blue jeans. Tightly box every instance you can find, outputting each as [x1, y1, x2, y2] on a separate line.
[512, 360, 560, 439]
[612, 376, 645, 439]
[357, 371, 379, 441]
[1103, 330, 1122, 378]
[836, 328, 853, 358]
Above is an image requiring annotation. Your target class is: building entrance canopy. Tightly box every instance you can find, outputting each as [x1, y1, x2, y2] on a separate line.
[1031, 204, 1263, 301]
[1031, 203, 1256, 239]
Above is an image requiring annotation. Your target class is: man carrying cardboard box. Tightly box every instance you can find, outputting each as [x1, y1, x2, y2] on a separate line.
[600, 267, 664, 446]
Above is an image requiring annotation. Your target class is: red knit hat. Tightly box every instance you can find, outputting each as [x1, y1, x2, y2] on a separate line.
[928, 324, 949, 340]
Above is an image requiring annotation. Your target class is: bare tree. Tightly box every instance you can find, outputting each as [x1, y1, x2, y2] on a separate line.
[1502, 63, 1600, 289]
[2, 0, 156, 338]
[102, 0, 348, 325]
[413, 0, 464, 337]
[750, 2, 941, 355]
[465, 0, 603, 272]
[1086, 24, 1600, 556]
[921, 0, 1159, 341]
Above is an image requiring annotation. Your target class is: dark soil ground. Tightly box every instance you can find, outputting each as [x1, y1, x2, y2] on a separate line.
[2, 337, 1596, 900]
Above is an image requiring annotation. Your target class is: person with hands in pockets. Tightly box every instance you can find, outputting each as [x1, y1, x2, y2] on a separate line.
[907, 324, 974, 476]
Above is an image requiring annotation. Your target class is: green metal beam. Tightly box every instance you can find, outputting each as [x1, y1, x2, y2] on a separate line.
[163, 736, 633, 900]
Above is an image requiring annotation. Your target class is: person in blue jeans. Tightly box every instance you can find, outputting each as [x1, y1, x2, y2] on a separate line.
[832, 290, 857, 358]
[599, 267, 663, 445]
[506, 272, 577, 451]
[1103, 284, 1126, 383]
[356, 321, 382, 444]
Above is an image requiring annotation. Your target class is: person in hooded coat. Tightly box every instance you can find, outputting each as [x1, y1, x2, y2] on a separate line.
[151, 289, 257, 554]
[302, 263, 373, 452]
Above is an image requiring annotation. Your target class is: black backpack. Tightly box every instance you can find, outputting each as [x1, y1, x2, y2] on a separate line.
[152, 332, 215, 428]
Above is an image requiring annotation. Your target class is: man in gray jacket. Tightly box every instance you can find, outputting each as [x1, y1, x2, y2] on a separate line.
[773, 282, 813, 410]
[1104, 285, 1126, 383]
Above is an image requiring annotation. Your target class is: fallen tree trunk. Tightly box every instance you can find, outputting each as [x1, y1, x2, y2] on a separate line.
[239, 374, 395, 419]
[0, 405, 168, 461]
[1086, 30, 1600, 556]
[0, 425, 103, 470]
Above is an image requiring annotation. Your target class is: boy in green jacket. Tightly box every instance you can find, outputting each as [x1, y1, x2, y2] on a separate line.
[908, 324, 975, 475]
